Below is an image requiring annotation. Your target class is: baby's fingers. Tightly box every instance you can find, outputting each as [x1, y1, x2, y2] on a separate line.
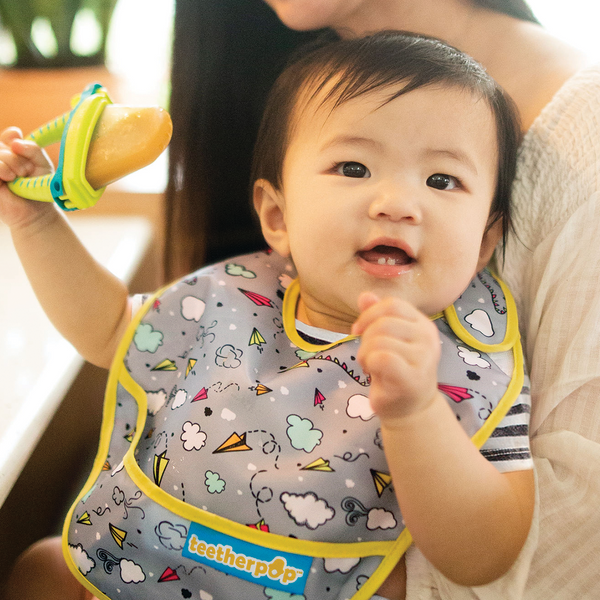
[0, 126, 24, 146]
[0, 127, 53, 180]
[352, 293, 420, 336]
[357, 333, 409, 372]
[0, 128, 22, 180]
[11, 138, 53, 176]
[357, 291, 380, 313]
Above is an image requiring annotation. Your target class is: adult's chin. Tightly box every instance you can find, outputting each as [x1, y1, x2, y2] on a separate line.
[262, 0, 352, 32]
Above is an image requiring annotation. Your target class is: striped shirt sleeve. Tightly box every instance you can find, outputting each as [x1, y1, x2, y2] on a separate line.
[479, 379, 533, 472]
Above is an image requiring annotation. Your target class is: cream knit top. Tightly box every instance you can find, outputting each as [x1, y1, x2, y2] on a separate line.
[406, 63, 600, 599]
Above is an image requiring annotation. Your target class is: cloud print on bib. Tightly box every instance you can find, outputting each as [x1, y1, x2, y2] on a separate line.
[280, 492, 335, 529]
[464, 309, 494, 337]
[181, 422, 207, 451]
[181, 296, 206, 322]
[286, 415, 322, 452]
[69, 544, 95, 575]
[133, 323, 163, 353]
[457, 346, 491, 369]
[346, 394, 375, 421]
[119, 559, 146, 584]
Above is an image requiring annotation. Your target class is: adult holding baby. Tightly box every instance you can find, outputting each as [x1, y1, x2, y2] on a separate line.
[165, 0, 600, 597]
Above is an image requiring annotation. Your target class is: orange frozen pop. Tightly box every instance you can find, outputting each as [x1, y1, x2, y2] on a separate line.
[8, 83, 172, 210]
[85, 104, 172, 189]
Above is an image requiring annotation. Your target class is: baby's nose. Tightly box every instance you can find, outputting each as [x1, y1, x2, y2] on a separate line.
[368, 182, 422, 223]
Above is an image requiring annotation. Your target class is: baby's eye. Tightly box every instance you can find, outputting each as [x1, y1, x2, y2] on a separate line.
[426, 173, 460, 190]
[337, 162, 371, 178]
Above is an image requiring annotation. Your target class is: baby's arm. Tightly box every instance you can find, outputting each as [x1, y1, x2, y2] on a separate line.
[0, 127, 130, 369]
[352, 293, 534, 586]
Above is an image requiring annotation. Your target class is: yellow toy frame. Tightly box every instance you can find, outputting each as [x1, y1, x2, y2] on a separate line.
[8, 83, 112, 211]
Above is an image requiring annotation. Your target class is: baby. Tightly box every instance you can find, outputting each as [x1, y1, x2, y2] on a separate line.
[0, 32, 533, 600]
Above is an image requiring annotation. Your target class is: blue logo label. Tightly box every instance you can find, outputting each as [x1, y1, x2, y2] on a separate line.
[183, 522, 311, 594]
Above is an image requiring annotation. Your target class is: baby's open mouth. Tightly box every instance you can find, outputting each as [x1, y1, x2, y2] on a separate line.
[358, 245, 414, 266]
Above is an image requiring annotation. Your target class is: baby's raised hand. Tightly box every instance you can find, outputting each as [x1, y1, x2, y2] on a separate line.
[352, 292, 441, 426]
[0, 127, 55, 228]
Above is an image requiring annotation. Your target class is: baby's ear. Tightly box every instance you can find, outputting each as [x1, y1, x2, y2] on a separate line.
[476, 217, 503, 272]
[253, 179, 290, 257]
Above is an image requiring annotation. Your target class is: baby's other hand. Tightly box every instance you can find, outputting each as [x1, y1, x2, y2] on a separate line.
[352, 292, 441, 426]
[0, 127, 55, 228]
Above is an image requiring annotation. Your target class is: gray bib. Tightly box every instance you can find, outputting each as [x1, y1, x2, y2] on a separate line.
[63, 251, 524, 600]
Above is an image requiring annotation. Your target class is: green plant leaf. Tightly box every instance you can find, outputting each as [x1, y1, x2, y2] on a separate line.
[0, 0, 118, 67]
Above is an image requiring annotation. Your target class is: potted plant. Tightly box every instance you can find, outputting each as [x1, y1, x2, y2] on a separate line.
[0, 0, 118, 68]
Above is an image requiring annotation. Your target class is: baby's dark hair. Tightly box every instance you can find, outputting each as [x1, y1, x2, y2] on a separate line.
[251, 31, 522, 245]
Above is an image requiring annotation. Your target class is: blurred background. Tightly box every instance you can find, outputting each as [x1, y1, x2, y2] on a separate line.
[0, 0, 597, 115]
[0, 0, 597, 588]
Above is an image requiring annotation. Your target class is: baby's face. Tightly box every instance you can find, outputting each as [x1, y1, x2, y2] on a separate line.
[275, 84, 499, 332]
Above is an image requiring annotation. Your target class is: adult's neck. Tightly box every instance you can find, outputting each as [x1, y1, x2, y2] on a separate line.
[335, 0, 590, 131]
[335, 0, 494, 53]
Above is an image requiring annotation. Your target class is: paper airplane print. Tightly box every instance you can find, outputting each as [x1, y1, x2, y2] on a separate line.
[301, 458, 334, 472]
[438, 384, 473, 403]
[109, 523, 127, 548]
[238, 288, 274, 307]
[77, 512, 92, 525]
[212, 431, 252, 454]
[280, 360, 309, 372]
[371, 469, 393, 497]
[153, 450, 169, 486]
[314, 388, 326, 408]
[186, 359, 197, 378]
[253, 383, 272, 395]
[158, 567, 179, 582]
[152, 359, 177, 372]
[192, 387, 208, 402]
[249, 327, 266, 350]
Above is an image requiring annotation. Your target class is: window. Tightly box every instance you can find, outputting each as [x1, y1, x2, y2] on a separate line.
[528, 0, 600, 60]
